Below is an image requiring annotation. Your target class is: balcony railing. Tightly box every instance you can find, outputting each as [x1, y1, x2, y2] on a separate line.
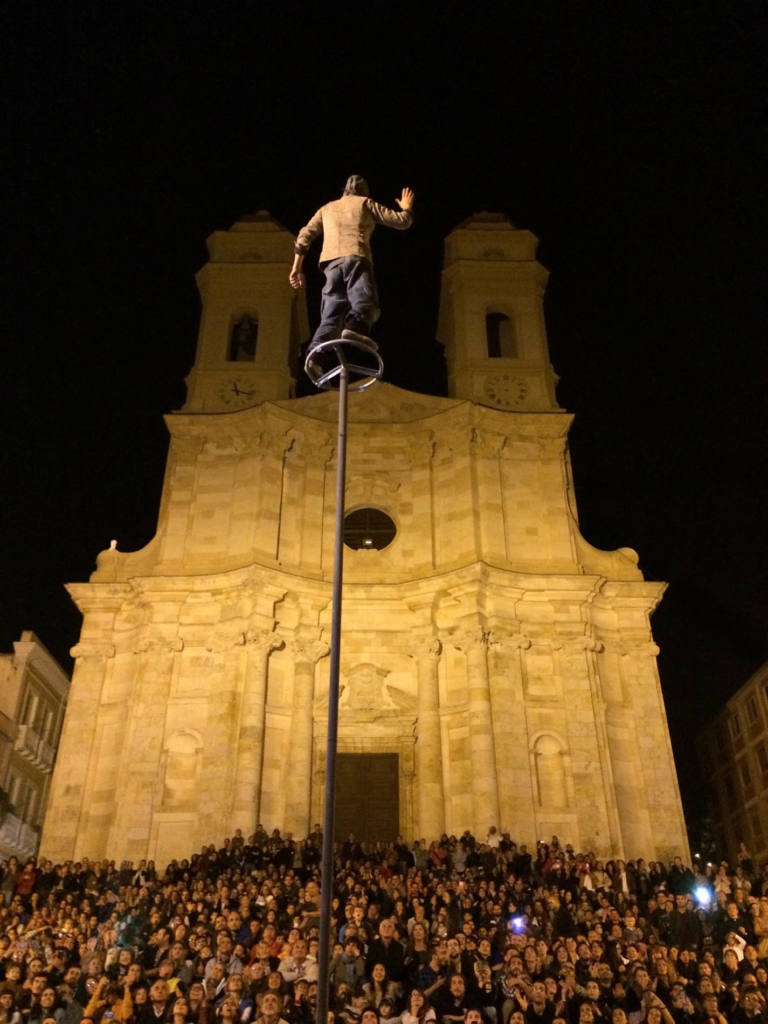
[13, 724, 56, 773]
[0, 813, 39, 860]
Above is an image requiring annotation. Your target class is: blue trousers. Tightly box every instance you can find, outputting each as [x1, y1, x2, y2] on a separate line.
[312, 256, 380, 342]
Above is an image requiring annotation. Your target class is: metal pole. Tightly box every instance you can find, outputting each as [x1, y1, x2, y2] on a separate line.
[316, 359, 349, 1024]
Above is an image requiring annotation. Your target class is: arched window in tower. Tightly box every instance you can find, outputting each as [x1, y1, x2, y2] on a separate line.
[228, 314, 259, 362]
[534, 734, 568, 808]
[485, 311, 517, 358]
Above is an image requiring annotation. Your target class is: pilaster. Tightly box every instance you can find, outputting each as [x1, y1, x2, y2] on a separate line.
[39, 640, 115, 862]
[285, 638, 329, 836]
[488, 629, 536, 837]
[451, 628, 500, 834]
[411, 638, 445, 839]
[231, 628, 284, 833]
[111, 633, 183, 860]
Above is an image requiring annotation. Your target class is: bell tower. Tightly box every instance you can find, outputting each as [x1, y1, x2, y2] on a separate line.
[437, 212, 559, 411]
[183, 211, 308, 412]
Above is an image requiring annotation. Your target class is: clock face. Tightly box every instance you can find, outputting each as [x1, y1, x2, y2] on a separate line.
[217, 378, 256, 408]
[484, 374, 529, 409]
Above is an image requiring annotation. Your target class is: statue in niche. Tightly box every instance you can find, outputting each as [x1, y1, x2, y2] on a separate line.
[229, 314, 259, 362]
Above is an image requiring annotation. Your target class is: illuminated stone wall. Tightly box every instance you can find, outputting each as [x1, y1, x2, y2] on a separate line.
[40, 215, 689, 866]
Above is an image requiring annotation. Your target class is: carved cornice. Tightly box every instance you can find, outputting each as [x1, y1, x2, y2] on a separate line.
[70, 642, 116, 662]
[257, 430, 293, 460]
[406, 433, 436, 464]
[134, 635, 184, 655]
[487, 630, 531, 651]
[284, 429, 333, 465]
[202, 435, 252, 456]
[449, 628, 488, 653]
[593, 634, 660, 658]
[432, 428, 466, 462]
[174, 427, 297, 461]
[551, 635, 604, 653]
[244, 628, 284, 654]
[293, 639, 330, 665]
[469, 428, 506, 459]
[205, 626, 248, 653]
[618, 641, 660, 658]
[409, 637, 442, 662]
[346, 473, 401, 503]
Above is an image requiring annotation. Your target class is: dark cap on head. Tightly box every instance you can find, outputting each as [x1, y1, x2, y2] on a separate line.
[343, 175, 369, 197]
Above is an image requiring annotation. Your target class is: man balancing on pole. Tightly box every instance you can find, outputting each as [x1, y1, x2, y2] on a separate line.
[289, 175, 414, 349]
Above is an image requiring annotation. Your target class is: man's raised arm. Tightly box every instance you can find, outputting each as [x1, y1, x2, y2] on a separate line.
[366, 186, 415, 229]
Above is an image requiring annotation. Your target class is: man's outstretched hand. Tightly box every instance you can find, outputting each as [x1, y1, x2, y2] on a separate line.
[396, 186, 415, 211]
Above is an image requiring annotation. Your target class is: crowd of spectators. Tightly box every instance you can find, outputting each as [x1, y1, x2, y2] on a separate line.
[1, 829, 768, 1024]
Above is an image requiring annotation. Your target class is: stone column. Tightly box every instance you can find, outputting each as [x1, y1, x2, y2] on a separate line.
[582, 637, 624, 856]
[411, 638, 445, 839]
[39, 641, 115, 862]
[231, 628, 284, 834]
[113, 634, 182, 861]
[487, 630, 535, 836]
[618, 639, 689, 860]
[200, 626, 248, 842]
[454, 629, 500, 834]
[285, 639, 329, 837]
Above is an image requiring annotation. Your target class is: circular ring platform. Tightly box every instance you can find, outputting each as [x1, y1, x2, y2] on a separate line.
[304, 337, 384, 392]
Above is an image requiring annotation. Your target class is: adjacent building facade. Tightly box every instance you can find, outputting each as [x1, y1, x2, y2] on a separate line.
[696, 660, 768, 864]
[0, 631, 70, 859]
[40, 211, 689, 868]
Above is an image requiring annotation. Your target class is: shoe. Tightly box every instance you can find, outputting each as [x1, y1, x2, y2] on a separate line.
[341, 328, 378, 350]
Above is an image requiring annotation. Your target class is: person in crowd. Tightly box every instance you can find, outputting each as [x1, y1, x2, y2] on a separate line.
[363, 965, 399, 1010]
[433, 974, 477, 1024]
[367, 923, 405, 986]
[401, 990, 436, 1024]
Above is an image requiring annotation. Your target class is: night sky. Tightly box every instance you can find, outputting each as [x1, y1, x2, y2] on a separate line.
[3, 4, 767, 824]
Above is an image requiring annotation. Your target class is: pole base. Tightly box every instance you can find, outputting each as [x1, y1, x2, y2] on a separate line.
[304, 337, 384, 392]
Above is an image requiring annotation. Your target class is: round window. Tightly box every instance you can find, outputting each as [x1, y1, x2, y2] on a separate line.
[343, 508, 396, 550]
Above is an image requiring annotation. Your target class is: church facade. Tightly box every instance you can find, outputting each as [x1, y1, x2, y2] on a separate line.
[40, 212, 689, 868]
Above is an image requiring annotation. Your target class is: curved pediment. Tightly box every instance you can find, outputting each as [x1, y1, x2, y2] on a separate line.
[272, 382, 464, 424]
